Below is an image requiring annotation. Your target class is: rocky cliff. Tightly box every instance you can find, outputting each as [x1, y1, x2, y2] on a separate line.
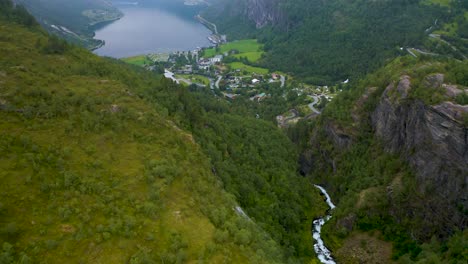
[301, 68, 467, 242]
[244, 0, 283, 28]
[207, 0, 284, 28]
[371, 75, 467, 213]
[370, 74, 467, 237]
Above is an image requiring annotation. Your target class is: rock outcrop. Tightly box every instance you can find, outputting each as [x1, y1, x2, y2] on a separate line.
[208, 0, 285, 29]
[244, 0, 283, 28]
[371, 75, 468, 234]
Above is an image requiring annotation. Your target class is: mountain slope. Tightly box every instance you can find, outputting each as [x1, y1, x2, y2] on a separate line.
[0, 5, 316, 263]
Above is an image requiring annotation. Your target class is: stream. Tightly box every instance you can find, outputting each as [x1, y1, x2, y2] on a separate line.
[313, 185, 336, 264]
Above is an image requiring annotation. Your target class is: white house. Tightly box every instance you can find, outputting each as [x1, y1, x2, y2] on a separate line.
[210, 55, 223, 63]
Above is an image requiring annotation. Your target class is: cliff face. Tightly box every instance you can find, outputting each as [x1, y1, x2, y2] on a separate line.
[208, 0, 284, 28]
[370, 75, 468, 233]
[244, 0, 283, 28]
[302, 71, 468, 242]
[371, 75, 468, 209]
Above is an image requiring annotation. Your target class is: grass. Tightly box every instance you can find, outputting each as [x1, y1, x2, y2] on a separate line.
[233, 51, 264, 62]
[175, 74, 210, 86]
[228, 62, 269, 74]
[121, 55, 152, 66]
[204, 39, 264, 62]
[421, 0, 451, 7]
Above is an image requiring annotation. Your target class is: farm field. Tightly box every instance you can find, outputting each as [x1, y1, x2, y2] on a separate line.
[204, 39, 264, 62]
[228, 62, 269, 74]
[121, 55, 151, 66]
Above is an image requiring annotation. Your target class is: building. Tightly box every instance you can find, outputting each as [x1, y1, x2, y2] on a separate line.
[250, 92, 267, 102]
[210, 55, 223, 64]
[223, 93, 238, 100]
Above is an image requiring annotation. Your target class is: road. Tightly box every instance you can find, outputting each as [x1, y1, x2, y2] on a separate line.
[164, 69, 179, 84]
[280, 75, 285, 88]
[406, 48, 418, 58]
[308, 95, 321, 114]
[429, 34, 467, 59]
[196, 15, 218, 34]
[215, 76, 222, 89]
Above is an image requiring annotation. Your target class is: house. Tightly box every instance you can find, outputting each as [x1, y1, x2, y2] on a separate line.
[252, 78, 260, 84]
[271, 73, 279, 80]
[180, 65, 193, 74]
[210, 55, 223, 64]
[250, 92, 267, 102]
[223, 93, 238, 100]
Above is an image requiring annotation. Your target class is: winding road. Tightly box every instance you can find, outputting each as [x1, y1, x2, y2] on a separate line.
[308, 95, 321, 114]
[280, 75, 285, 88]
[215, 75, 222, 89]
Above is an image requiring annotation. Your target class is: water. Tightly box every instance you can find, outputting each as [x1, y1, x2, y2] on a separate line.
[94, 1, 212, 58]
[313, 185, 336, 264]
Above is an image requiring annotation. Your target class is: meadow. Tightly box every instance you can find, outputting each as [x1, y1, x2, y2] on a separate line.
[203, 39, 264, 62]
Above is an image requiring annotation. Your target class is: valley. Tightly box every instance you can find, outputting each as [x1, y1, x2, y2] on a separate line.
[1, 0, 467, 263]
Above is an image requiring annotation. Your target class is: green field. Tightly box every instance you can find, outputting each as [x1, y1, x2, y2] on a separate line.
[228, 62, 269, 74]
[421, 0, 451, 7]
[175, 74, 210, 86]
[233, 51, 264, 62]
[204, 39, 264, 62]
[121, 55, 152, 66]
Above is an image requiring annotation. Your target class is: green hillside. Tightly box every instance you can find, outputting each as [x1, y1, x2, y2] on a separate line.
[0, 3, 325, 263]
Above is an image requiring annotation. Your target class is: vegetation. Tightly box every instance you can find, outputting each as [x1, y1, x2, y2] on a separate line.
[121, 55, 152, 67]
[228, 62, 269, 74]
[203, 39, 263, 59]
[206, 0, 454, 83]
[0, 4, 326, 263]
[288, 55, 468, 263]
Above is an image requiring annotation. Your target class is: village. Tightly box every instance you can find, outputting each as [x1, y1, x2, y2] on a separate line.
[126, 39, 345, 127]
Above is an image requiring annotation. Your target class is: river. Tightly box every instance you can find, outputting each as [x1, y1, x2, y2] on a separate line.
[313, 185, 337, 264]
[93, 1, 212, 58]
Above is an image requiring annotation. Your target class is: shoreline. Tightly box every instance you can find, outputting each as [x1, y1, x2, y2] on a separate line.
[87, 11, 124, 52]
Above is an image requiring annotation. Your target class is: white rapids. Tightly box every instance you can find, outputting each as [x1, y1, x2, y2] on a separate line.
[313, 184, 336, 264]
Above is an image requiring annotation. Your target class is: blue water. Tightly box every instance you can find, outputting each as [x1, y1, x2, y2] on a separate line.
[94, 1, 212, 58]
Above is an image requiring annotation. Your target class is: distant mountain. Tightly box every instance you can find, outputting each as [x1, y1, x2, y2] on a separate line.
[15, 0, 123, 49]
[204, 0, 467, 83]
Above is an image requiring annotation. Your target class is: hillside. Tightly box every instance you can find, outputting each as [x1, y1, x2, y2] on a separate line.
[0, 3, 326, 263]
[204, 0, 466, 83]
[291, 55, 468, 263]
